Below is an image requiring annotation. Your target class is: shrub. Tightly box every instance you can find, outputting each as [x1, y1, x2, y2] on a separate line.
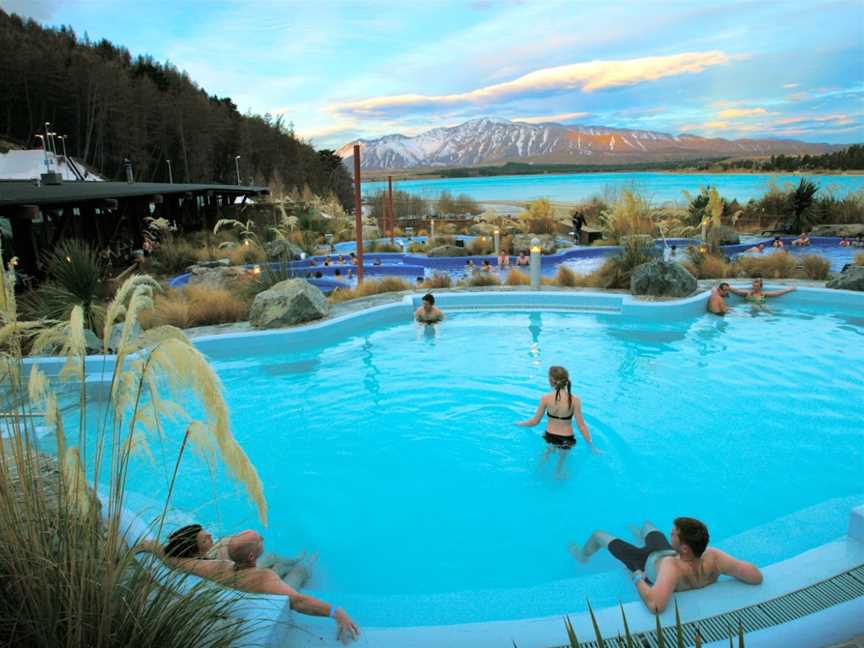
[407, 242, 429, 253]
[589, 236, 656, 289]
[226, 241, 266, 266]
[555, 265, 582, 287]
[600, 189, 656, 242]
[855, 253, 864, 267]
[519, 198, 558, 234]
[421, 273, 452, 289]
[505, 269, 530, 286]
[735, 251, 797, 278]
[802, 255, 831, 280]
[329, 277, 412, 303]
[140, 285, 250, 329]
[149, 239, 200, 274]
[366, 241, 402, 253]
[683, 248, 733, 279]
[462, 272, 501, 287]
[467, 236, 494, 255]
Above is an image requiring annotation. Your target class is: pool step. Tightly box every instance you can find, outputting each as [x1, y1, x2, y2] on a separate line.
[550, 563, 864, 648]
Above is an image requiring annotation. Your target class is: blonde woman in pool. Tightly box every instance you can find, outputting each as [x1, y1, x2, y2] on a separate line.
[516, 365, 595, 478]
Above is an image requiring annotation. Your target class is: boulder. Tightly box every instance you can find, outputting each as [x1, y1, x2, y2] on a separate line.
[707, 224, 740, 245]
[249, 279, 330, 328]
[83, 329, 102, 354]
[469, 223, 498, 236]
[186, 258, 230, 270]
[427, 245, 469, 257]
[826, 265, 864, 291]
[511, 234, 557, 254]
[264, 239, 304, 260]
[811, 223, 864, 238]
[630, 260, 697, 297]
[187, 265, 249, 290]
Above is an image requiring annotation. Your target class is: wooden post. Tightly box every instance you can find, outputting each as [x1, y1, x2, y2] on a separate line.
[387, 175, 394, 243]
[353, 144, 364, 282]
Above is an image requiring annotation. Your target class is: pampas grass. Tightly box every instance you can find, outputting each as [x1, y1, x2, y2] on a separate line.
[329, 277, 412, 303]
[855, 253, 864, 266]
[462, 272, 501, 287]
[140, 286, 250, 329]
[421, 273, 452, 289]
[505, 269, 530, 286]
[600, 189, 656, 242]
[735, 252, 797, 278]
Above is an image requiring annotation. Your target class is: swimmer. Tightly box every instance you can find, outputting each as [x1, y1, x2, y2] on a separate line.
[497, 250, 510, 267]
[516, 251, 530, 266]
[791, 232, 811, 246]
[414, 293, 445, 324]
[745, 243, 765, 254]
[481, 259, 492, 272]
[707, 282, 731, 315]
[570, 517, 762, 613]
[727, 278, 795, 306]
[772, 236, 785, 249]
[515, 366, 594, 478]
[839, 237, 851, 248]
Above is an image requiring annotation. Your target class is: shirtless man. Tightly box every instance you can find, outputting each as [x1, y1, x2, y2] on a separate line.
[571, 517, 762, 613]
[707, 282, 731, 315]
[414, 293, 445, 324]
[138, 530, 360, 644]
[745, 243, 765, 254]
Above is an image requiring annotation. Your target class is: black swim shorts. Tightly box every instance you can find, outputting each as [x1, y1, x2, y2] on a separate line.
[543, 432, 576, 450]
[608, 531, 674, 576]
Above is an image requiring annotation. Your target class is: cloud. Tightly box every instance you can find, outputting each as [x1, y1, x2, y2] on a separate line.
[783, 83, 800, 89]
[776, 113, 854, 126]
[0, 0, 59, 21]
[331, 51, 731, 117]
[513, 112, 591, 124]
[716, 107, 768, 119]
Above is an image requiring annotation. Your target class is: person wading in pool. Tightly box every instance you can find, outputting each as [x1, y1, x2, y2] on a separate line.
[138, 530, 360, 644]
[415, 293, 445, 324]
[726, 278, 795, 307]
[515, 366, 594, 478]
[570, 517, 762, 613]
[707, 282, 732, 315]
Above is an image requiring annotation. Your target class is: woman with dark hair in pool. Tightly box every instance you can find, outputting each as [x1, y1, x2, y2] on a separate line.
[516, 366, 594, 477]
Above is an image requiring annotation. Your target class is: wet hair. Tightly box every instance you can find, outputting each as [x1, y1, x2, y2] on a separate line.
[334, 268, 341, 276]
[548, 365, 572, 408]
[719, 282, 730, 290]
[422, 293, 435, 305]
[164, 524, 203, 558]
[674, 517, 710, 557]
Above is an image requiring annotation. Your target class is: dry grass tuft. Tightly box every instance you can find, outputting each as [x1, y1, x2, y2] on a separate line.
[462, 272, 501, 287]
[801, 255, 831, 280]
[140, 285, 249, 329]
[329, 277, 412, 303]
[421, 273, 452, 289]
[556, 265, 585, 287]
[467, 237, 493, 255]
[505, 269, 530, 286]
[855, 253, 864, 267]
[735, 252, 797, 278]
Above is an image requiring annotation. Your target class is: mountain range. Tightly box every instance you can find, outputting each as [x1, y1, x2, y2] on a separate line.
[337, 117, 840, 170]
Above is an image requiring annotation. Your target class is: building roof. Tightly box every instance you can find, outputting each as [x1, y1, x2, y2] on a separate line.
[0, 180, 269, 209]
[0, 150, 104, 182]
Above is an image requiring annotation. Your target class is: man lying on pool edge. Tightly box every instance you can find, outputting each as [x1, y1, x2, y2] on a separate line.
[570, 517, 763, 613]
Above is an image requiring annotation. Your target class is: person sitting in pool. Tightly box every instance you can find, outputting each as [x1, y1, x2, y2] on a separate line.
[334, 268, 342, 277]
[707, 282, 732, 315]
[726, 278, 795, 305]
[516, 251, 530, 266]
[745, 243, 765, 254]
[162, 524, 310, 589]
[497, 250, 510, 267]
[415, 293, 445, 324]
[337, 255, 346, 264]
[308, 258, 317, 267]
[854, 234, 864, 247]
[570, 517, 762, 613]
[138, 530, 360, 643]
[481, 259, 493, 272]
[515, 366, 594, 477]
[465, 259, 476, 272]
[772, 236, 785, 248]
[323, 256, 332, 266]
[792, 231, 811, 246]
[839, 237, 851, 247]
[373, 257, 382, 266]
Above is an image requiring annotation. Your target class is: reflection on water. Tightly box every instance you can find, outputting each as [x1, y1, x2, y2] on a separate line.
[528, 312, 542, 365]
[361, 337, 381, 401]
[263, 358, 320, 376]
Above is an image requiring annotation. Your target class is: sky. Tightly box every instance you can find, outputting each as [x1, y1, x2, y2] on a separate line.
[4, 0, 864, 149]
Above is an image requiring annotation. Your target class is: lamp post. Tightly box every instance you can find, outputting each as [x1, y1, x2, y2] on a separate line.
[58, 135, 68, 159]
[234, 155, 241, 185]
[43, 122, 52, 170]
[166, 159, 174, 184]
[494, 228, 500, 256]
[430, 218, 435, 242]
[35, 134, 49, 171]
[529, 237, 541, 290]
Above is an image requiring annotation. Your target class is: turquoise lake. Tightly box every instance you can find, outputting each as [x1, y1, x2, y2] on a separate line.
[363, 172, 864, 204]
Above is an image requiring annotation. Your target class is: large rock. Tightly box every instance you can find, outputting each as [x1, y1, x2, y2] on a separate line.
[249, 279, 330, 328]
[630, 260, 697, 297]
[707, 224, 740, 245]
[187, 265, 249, 290]
[264, 239, 304, 260]
[811, 223, 864, 238]
[427, 244, 469, 257]
[511, 234, 557, 254]
[826, 265, 864, 291]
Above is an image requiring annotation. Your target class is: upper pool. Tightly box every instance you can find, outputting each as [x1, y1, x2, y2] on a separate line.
[62, 291, 864, 628]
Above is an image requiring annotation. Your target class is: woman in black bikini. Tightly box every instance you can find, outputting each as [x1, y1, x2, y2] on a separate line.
[516, 366, 593, 476]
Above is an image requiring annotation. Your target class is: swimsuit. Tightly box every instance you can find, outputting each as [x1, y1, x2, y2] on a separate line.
[544, 403, 575, 449]
[608, 531, 677, 584]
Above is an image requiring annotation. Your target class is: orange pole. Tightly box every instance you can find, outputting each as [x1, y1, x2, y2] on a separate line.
[353, 144, 364, 282]
[387, 175, 394, 242]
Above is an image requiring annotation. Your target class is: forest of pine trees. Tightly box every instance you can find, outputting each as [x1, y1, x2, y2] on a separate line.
[0, 10, 353, 207]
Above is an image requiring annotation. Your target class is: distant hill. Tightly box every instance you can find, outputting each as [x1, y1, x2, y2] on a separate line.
[338, 117, 843, 171]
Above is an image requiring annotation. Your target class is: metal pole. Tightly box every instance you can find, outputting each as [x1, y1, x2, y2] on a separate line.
[59, 135, 68, 159]
[234, 156, 241, 185]
[529, 237, 541, 290]
[430, 218, 435, 242]
[387, 175, 394, 242]
[35, 135, 49, 171]
[494, 229, 500, 255]
[44, 122, 52, 171]
[167, 159, 174, 184]
[353, 144, 364, 283]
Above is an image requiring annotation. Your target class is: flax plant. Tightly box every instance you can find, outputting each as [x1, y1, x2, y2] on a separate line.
[0, 252, 265, 646]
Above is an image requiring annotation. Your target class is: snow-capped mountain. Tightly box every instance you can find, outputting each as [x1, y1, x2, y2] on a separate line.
[337, 117, 838, 170]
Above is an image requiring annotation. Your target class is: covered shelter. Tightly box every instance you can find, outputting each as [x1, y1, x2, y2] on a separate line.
[0, 179, 269, 276]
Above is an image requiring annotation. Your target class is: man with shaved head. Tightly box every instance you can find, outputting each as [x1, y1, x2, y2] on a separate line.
[139, 530, 359, 644]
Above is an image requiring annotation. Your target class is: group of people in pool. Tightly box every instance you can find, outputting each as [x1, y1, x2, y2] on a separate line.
[708, 279, 795, 315]
[746, 232, 863, 254]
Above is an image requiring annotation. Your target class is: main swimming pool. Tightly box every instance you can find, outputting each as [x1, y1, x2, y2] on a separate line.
[61, 291, 864, 629]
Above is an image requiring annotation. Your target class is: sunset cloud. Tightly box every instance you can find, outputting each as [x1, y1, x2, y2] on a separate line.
[331, 51, 731, 117]
[716, 107, 768, 119]
[513, 111, 591, 124]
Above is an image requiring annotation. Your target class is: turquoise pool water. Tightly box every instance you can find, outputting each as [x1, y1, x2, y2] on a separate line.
[67, 296, 864, 627]
[363, 172, 864, 204]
